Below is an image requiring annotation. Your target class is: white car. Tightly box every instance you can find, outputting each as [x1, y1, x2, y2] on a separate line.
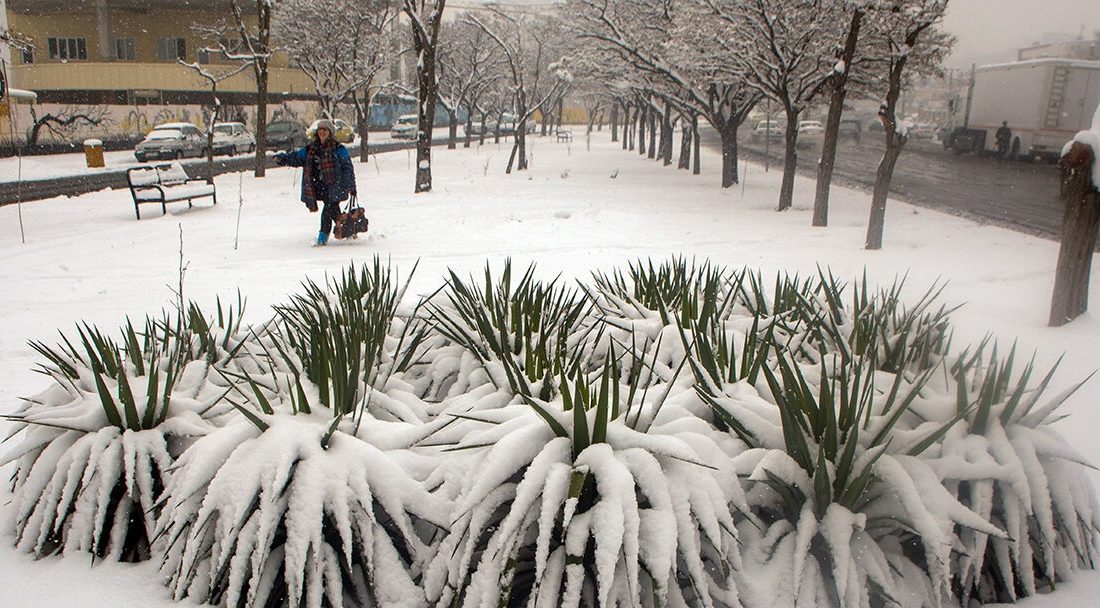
[211, 122, 256, 156]
[750, 119, 783, 143]
[390, 114, 418, 140]
[797, 120, 825, 148]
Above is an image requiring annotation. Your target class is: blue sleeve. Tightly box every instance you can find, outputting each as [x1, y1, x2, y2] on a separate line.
[281, 146, 308, 167]
[338, 147, 357, 193]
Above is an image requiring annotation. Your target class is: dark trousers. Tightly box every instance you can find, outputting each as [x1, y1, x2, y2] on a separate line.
[319, 198, 341, 234]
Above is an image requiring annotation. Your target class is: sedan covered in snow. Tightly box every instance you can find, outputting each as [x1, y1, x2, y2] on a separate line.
[134, 123, 206, 162]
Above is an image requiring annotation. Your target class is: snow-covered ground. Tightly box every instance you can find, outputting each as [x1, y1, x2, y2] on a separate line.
[1, 131, 1099, 606]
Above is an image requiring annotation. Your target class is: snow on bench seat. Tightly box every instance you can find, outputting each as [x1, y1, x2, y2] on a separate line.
[126, 161, 217, 220]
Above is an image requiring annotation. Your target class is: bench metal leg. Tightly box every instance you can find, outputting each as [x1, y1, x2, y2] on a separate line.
[135, 203, 141, 220]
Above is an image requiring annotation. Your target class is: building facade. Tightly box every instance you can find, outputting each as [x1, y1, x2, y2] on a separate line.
[8, 0, 316, 105]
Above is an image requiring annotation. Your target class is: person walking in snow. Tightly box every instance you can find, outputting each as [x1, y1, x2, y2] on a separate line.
[995, 121, 1013, 160]
[273, 119, 357, 246]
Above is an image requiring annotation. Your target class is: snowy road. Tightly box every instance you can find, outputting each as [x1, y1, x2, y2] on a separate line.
[707, 126, 1066, 240]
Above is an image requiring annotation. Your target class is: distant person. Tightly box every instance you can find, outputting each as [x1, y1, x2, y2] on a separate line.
[273, 119, 357, 246]
[995, 121, 1012, 160]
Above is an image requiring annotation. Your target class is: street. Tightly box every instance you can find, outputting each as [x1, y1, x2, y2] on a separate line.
[702, 126, 1067, 240]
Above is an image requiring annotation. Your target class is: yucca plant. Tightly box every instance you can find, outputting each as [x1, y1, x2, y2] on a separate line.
[157, 259, 446, 608]
[731, 348, 1005, 607]
[274, 259, 430, 422]
[424, 352, 748, 608]
[427, 260, 594, 401]
[925, 341, 1100, 604]
[2, 300, 243, 561]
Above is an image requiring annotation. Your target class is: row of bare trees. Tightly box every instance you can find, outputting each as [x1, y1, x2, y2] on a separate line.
[568, 0, 953, 250]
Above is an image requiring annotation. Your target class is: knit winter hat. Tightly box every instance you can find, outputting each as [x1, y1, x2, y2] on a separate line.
[314, 119, 335, 136]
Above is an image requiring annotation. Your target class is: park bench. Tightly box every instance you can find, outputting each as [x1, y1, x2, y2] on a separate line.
[556, 128, 573, 142]
[126, 162, 216, 220]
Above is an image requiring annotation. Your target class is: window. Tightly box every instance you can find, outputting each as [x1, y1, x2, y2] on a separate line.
[156, 38, 186, 61]
[47, 37, 87, 61]
[21, 48, 34, 64]
[114, 38, 135, 61]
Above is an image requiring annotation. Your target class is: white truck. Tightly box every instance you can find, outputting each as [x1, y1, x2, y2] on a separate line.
[944, 58, 1100, 162]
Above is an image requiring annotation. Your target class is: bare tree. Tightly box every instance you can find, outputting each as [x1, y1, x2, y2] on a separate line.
[180, 56, 253, 180]
[275, 0, 400, 161]
[438, 20, 503, 150]
[716, 0, 836, 210]
[403, 0, 447, 193]
[223, 0, 275, 178]
[26, 106, 111, 147]
[466, 11, 571, 174]
[865, 0, 952, 250]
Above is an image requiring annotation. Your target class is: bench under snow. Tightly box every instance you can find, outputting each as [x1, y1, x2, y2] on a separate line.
[126, 162, 217, 220]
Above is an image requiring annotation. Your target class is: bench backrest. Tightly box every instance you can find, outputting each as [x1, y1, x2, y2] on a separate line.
[157, 162, 190, 185]
[127, 162, 191, 187]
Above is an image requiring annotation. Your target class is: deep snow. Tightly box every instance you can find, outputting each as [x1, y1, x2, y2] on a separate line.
[1, 130, 1099, 606]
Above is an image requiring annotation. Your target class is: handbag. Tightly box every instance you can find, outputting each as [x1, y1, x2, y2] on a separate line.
[333, 195, 369, 240]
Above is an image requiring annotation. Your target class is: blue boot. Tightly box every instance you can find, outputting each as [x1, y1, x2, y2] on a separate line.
[315, 231, 329, 246]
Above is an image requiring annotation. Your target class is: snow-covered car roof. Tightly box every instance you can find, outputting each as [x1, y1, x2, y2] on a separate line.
[144, 129, 183, 140]
[213, 122, 246, 128]
[153, 122, 198, 130]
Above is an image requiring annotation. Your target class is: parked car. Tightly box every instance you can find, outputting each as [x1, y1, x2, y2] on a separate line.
[391, 114, 419, 139]
[211, 122, 255, 156]
[463, 118, 486, 137]
[265, 120, 308, 150]
[908, 123, 936, 141]
[796, 120, 825, 148]
[750, 119, 783, 143]
[134, 122, 206, 162]
[307, 118, 355, 144]
[838, 118, 862, 143]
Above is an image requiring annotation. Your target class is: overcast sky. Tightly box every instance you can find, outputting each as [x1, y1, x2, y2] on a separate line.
[941, 0, 1100, 68]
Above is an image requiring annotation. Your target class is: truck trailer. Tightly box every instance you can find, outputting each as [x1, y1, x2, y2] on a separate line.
[945, 58, 1100, 161]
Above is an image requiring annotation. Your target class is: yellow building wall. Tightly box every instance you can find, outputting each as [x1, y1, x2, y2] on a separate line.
[9, 6, 303, 93]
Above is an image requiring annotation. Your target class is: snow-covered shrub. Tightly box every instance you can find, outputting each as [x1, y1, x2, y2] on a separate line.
[157, 260, 447, 608]
[424, 359, 747, 608]
[921, 342, 1100, 604]
[427, 260, 594, 400]
[2, 301, 243, 560]
[273, 260, 430, 421]
[158, 416, 448, 608]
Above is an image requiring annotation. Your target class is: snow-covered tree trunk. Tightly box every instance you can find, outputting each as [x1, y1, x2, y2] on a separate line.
[719, 122, 739, 189]
[814, 8, 864, 227]
[405, 0, 447, 193]
[447, 109, 458, 149]
[1050, 143, 1100, 325]
[778, 107, 802, 211]
[679, 118, 692, 170]
[692, 114, 701, 175]
[661, 100, 673, 166]
[610, 103, 619, 142]
[647, 104, 657, 159]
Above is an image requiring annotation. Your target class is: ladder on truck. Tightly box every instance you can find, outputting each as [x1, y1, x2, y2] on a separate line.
[1044, 67, 1070, 128]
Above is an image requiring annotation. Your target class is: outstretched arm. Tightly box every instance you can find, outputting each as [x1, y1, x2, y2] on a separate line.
[275, 146, 308, 167]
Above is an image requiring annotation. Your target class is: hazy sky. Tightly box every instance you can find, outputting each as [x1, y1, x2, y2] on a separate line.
[941, 0, 1100, 68]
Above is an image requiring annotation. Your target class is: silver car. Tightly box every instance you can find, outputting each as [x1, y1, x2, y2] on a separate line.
[134, 123, 206, 162]
[212, 122, 256, 156]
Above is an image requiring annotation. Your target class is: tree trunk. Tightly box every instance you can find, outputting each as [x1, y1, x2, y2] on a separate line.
[638, 104, 647, 155]
[679, 122, 692, 170]
[205, 89, 219, 182]
[464, 114, 473, 148]
[647, 107, 657, 159]
[661, 101, 673, 166]
[692, 115, 701, 176]
[1049, 143, 1100, 326]
[625, 106, 634, 150]
[447, 110, 458, 150]
[611, 104, 619, 142]
[778, 111, 800, 210]
[517, 117, 529, 171]
[253, 63, 269, 178]
[415, 49, 439, 192]
[719, 124, 739, 188]
[813, 9, 863, 227]
[865, 139, 905, 249]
